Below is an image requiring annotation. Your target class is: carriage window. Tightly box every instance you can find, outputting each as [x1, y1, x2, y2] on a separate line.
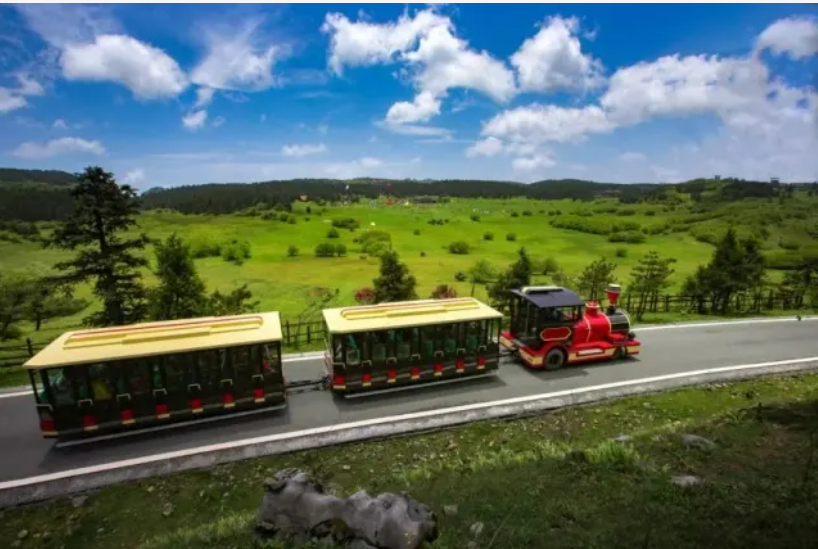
[47, 367, 87, 405]
[197, 351, 219, 391]
[396, 329, 411, 359]
[89, 363, 113, 401]
[263, 344, 280, 371]
[420, 326, 437, 358]
[217, 349, 230, 379]
[31, 371, 44, 403]
[232, 347, 252, 379]
[164, 354, 189, 391]
[465, 322, 480, 352]
[125, 360, 150, 396]
[149, 357, 164, 390]
[345, 334, 362, 366]
[333, 336, 343, 362]
[371, 332, 387, 363]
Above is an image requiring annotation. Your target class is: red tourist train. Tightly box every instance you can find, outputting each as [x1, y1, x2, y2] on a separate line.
[500, 284, 640, 369]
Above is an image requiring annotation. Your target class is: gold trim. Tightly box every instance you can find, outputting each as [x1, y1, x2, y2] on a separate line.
[42, 431, 58, 437]
[122, 418, 136, 425]
[541, 327, 572, 342]
[627, 345, 641, 353]
[83, 424, 98, 432]
[387, 378, 396, 384]
[157, 413, 171, 419]
[333, 385, 347, 391]
[362, 382, 372, 388]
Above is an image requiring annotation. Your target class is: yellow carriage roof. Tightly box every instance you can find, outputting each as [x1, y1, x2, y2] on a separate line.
[24, 312, 281, 370]
[323, 298, 502, 334]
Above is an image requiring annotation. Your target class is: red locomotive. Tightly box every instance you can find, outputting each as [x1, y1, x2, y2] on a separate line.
[500, 284, 640, 370]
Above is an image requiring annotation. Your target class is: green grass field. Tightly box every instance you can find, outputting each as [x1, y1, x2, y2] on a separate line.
[2, 373, 817, 549]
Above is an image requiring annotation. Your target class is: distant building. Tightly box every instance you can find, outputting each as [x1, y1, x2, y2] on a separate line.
[714, 175, 721, 180]
[771, 177, 780, 184]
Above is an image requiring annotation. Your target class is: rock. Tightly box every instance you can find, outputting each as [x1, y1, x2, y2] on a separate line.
[614, 435, 632, 443]
[671, 475, 702, 488]
[566, 449, 588, 463]
[199, 491, 205, 498]
[18, 529, 29, 540]
[443, 504, 458, 517]
[34, 533, 41, 539]
[43, 532, 51, 541]
[680, 434, 717, 451]
[162, 504, 174, 518]
[256, 469, 437, 549]
[342, 465, 351, 471]
[447, 441, 459, 451]
[97, 527, 105, 534]
[146, 486, 155, 493]
[469, 521, 485, 537]
[71, 495, 88, 508]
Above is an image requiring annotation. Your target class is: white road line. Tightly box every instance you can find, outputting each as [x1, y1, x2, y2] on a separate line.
[637, 316, 818, 331]
[2, 354, 817, 492]
[0, 390, 32, 400]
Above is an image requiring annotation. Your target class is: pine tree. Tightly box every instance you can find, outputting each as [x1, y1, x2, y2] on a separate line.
[577, 258, 617, 301]
[628, 252, 676, 320]
[467, 259, 497, 297]
[46, 166, 149, 326]
[372, 251, 418, 303]
[487, 248, 532, 305]
[0, 273, 34, 341]
[208, 284, 260, 316]
[150, 233, 208, 320]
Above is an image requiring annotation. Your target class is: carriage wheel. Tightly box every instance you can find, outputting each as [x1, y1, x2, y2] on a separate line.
[616, 346, 630, 360]
[544, 348, 566, 371]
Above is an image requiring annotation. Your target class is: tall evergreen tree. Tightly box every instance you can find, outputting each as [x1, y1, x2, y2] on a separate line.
[467, 259, 497, 297]
[46, 166, 149, 326]
[372, 251, 418, 303]
[577, 258, 617, 301]
[487, 248, 532, 305]
[150, 233, 208, 320]
[628, 252, 676, 320]
[0, 273, 34, 341]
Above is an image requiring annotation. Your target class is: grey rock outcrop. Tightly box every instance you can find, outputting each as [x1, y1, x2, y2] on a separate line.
[256, 469, 438, 549]
[680, 434, 717, 451]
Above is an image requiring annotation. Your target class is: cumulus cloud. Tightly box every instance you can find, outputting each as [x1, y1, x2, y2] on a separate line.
[511, 16, 604, 92]
[385, 91, 441, 124]
[52, 118, 68, 129]
[619, 151, 646, 162]
[191, 19, 280, 91]
[322, 10, 448, 74]
[211, 116, 226, 128]
[61, 35, 188, 99]
[482, 104, 613, 145]
[359, 157, 382, 168]
[14, 3, 119, 48]
[0, 89, 28, 114]
[123, 168, 145, 185]
[466, 137, 504, 158]
[194, 86, 215, 108]
[0, 73, 46, 114]
[182, 109, 208, 130]
[281, 143, 327, 157]
[375, 120, 452, 137]
[756, 16, 818, 60]
[12, 137, 105, 159]
[512, 154, 556, 173]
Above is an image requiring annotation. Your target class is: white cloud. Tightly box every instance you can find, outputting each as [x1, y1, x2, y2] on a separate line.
[12, 137, 105, 159]
[0, 89, 28, 114]
[0, 73, 46, 114]
[385, 90, 441, 124]
[322, 10, 448, 74]
[123, 168, 145, 185]
[466, 137, 504, 158]
[281, 143, 327, 157]
[512, 155, 555, 173]
[52, 118, 68, 129]
[619, 151, 646, 162]
[511, 16, 604, 92]
[317, 123, 329, 135]
[61, 34, 188, 99]
[756, 16, 818, 60]
[194, 86, 214, 108]
[360, 157, 383, 168]
[482, 104, 613, 144]
[376, 120, 452, 137]
[212, 116, 226, 128]
[182, 109, 208, 130]
[14, 3, 119, 48]
[191, 19, 280, 91]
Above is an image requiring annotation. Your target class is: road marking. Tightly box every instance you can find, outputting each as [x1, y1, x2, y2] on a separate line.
[2, 354, 817, 492]
[637, 316, 818, 331]
[0, 390, 32, 400]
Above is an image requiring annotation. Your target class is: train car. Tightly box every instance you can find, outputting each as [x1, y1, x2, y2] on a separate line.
[323, 298, 503, 396]
[25, 313, 285, 440]
[500, 284, 640, 370]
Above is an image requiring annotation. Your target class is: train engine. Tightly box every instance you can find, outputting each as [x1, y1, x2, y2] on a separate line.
[500, 284, 640, 370]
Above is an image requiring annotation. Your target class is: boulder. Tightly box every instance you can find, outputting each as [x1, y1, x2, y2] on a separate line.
[680, 434, 717, 451]
[256, 469, 438, 549]
[671, 475, 702, 488]
[614, 435, 632, 443]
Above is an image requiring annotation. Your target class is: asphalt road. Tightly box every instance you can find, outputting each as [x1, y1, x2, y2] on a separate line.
[1, 319, 817, 484]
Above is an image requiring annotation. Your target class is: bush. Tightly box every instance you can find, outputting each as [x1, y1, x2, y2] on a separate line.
[287, 216, 297, 225]
[538, 257, 559, 275]
[190, 238, 222, 258]
[615, 247, 628, 258]
[413, 229, 421, 236]
[221, 239, 251, 264]
[306, 206, 312, 214]
[314, 242, 335, 257]
[470, 213, 480, 222]
[549, 216, 642, 236]
[354, 287, 376, 304]
[483, 231, 494, 241]
[506, 233, 517, 242]
[359, 230, 391, 256]
[327, 228, 340, 239]
[420, 250, 426, 257]
[448, 241, 471, 255]
[522, 210, 532, 217]
[778, 239, 800, 251]
[430, 284, 458, 299]
[645, 210, 656, 217]
[334, 243, 347, 257]
[765, 250, 804, 270]
[616, 208, 637, 216]
[454, 271, 467, 282]
[287, 245, 299, 257]
[428, 218, 445, 226]
[608, 231, 645, 244]
[510, 211, 520, 218]
[332, 218, 359, 231]
[548, 210, 562, 216]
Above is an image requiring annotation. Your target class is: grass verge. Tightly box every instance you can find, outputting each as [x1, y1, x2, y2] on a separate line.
[2, 373, 818, 548]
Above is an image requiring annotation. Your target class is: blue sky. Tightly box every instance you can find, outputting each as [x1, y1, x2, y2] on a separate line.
[0, 3, 815, 189]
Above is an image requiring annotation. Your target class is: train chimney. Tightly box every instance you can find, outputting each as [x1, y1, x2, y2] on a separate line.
[606, 284, 621, 314]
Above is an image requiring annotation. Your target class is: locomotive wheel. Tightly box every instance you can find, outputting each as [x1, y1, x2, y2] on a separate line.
[544, 348, 566, 370]
[616, 346, 630, 360]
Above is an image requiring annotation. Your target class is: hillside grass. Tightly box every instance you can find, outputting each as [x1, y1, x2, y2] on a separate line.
[2, 373, 818, 549]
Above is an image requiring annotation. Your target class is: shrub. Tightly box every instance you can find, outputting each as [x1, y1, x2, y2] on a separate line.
[506, 233, 517, 242]
[287, 245, 299, 257]
[221, 239, 251, 264]
[778, 239, 800, 251]
[420, 250, 427, 257]
[575, 209, 593, 217]
[327, 228, 340, 239]
[334, 243, 347, 257]
[428, 218, 445, 226]
[538, 257, 559, 275]
[359, 230, 391, 256]
[431, 284, 458, 299]
[306, 206, 312, 214]
[522, 210, 532, 217]
[615, 247, 628, 258]
[608, 231, 645, 244]
[413, 229, 421, 236]
[448, 241, 471, 255]
[314, 242, 336, 257]
[304, 217, 310, 222]
[287, 216, 297, 225]
[765, 251, 804, 270]
[470, 213, 480, 222]
[354, 287, 376, 305]
[483, 232, 494, 241]
[510, 211, 519, 218]
[645, 210, 656, 217]
[190, 238, 222, 258]
[454, 271, 467, 282]
[332, 218, 360, 231]
[548, 210, 562, 216]
[616, 208, 637, 216]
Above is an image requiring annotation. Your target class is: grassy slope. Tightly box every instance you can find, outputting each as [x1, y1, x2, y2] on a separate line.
[1, 373, 817, 549]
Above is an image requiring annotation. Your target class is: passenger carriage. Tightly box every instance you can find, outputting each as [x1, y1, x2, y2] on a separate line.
[322, 298, 503, 396]
[25, 313, 285, 440]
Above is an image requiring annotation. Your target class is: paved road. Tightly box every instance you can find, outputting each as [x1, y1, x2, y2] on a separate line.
[1, 319, 817, 484]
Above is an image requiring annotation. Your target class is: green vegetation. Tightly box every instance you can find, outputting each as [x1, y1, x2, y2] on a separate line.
[3, 373, 818, 549]
[447, 240, 471, 255]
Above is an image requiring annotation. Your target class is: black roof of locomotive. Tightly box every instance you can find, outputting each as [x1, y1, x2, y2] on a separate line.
[511, 287, 586, 308]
